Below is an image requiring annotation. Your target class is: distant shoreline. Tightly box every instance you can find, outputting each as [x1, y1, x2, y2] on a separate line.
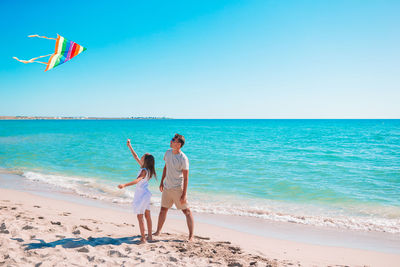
[1, 117, 399, 120]
[0, 116, 172, 120]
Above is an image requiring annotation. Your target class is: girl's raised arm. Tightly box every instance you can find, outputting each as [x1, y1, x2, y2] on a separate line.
[127, 139, 143, 166]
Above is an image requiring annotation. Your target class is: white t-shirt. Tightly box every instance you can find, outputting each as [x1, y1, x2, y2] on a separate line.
[163, 149, 189, 189]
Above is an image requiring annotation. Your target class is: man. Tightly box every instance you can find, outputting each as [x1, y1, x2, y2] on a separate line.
[154, 133, 194, 241]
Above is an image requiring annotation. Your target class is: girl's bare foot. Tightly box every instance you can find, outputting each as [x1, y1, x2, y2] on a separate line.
[153, 231, 160, 236]
[139, 238, 146, 244]
[147, 235, 153, 241]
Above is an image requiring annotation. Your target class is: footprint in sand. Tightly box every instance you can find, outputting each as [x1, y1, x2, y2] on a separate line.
[194, 235, 210, 240]
[134, 256, 145, 263]
[227, 261, 244, 266]
[108, 250, 127, 258]
[168, 256, 178, 262]
[80, 225, 92, 231]
[0, 223, 10, 234]
[228, 246, 241, 254]
[72, 230, 81, 235]
[81, 218, 97, 224]
[77, 247, 89, 253]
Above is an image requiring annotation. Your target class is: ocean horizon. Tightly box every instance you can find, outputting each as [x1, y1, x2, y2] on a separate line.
[1, 119, 399, 233]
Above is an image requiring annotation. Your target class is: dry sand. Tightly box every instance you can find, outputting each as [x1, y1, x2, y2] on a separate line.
[0, 188, 399, 267]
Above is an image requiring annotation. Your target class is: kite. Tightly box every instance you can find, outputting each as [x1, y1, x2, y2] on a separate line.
[13, 34, 87, 71]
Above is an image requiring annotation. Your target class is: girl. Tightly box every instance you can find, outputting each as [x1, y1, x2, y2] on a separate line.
[118, 139, 156, 244]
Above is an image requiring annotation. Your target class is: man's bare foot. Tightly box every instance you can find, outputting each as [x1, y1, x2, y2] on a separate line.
[138, 238, 146, 244]
[188, 236, 194, 242]
[153, 231, 160, 236]
[147, 235, 153, 241]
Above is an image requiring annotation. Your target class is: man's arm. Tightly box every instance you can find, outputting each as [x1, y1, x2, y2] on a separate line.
[159, 164, 167, 192]
[180, 169, 189, 204]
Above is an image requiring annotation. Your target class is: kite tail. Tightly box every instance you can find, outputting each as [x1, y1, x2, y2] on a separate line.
[13, 54, 52, 65]
[28, 34, 57, 40]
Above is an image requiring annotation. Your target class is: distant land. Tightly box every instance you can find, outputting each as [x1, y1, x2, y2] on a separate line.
[0, 116, 172, 120]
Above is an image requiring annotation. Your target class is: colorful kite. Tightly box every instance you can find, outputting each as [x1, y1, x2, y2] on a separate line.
[13, 34, 87, 71]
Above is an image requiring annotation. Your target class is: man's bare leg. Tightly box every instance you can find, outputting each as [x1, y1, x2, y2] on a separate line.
[154, 207, 168, 236]
[182, 208, 194, 241]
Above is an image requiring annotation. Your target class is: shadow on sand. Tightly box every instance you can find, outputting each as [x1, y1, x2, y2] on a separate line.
[23, 235, 185, 250]
[23, 236, 143, 250]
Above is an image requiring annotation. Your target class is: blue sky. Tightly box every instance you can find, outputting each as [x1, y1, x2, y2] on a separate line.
[1, 0, 399, 118]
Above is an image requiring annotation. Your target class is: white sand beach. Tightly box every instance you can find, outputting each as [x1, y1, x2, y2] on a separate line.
[1, 188, 399, 266]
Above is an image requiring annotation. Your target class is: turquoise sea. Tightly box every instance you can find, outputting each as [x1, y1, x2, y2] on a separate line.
[0, 119, 399, 233]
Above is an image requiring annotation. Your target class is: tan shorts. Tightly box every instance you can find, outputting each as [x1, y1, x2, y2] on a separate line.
[161, 187, 189, 210]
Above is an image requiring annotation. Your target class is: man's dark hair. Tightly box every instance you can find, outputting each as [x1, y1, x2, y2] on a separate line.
[174, 133, 185, 147]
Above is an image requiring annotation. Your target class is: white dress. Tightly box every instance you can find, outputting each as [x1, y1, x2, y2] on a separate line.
[132, 168, 152, 214]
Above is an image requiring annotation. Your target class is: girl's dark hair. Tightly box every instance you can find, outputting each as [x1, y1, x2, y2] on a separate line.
[142, 153, 156, 179]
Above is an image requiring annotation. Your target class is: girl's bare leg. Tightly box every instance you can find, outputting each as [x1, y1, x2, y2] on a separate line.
[137, 214, 146, 244]
[145, 210, 153, 240]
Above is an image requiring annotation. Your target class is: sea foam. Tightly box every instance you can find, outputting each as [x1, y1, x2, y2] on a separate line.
[18, 170, 400, 234]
